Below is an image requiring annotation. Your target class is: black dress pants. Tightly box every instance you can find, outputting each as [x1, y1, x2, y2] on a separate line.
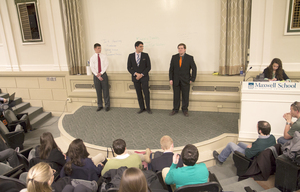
[173, 81, 190, 112]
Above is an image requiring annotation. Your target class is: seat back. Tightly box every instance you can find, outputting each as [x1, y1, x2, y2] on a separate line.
[208, 172, 223, 191]
[0, 162, 13, 175]
[0, 175, 26, 192]
[17, 153, 30, 171]
[156, 171, 172, 191]
[3, 110, 18, 123]
[156, 171, 167, 189]
[174, 182, 221, 192]
[0, 121, 9, 134]
[233, 151, 253, 176]
[3, 164, 26, 179]
[0, 122, 24, 150]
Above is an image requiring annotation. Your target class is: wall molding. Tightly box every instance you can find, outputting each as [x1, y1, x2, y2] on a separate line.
[15, 64, 68, 71]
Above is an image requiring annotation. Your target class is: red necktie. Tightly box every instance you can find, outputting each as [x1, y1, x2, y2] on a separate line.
[98, 54, 102, 73]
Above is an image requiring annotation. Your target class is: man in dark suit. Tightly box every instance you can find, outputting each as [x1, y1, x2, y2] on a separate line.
[127, 41, 152, 114]
[169, 43, 197, 117]
[150, 135, 183, 172]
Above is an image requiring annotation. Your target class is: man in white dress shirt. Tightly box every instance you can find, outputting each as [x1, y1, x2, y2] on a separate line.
[90, 43, 110, 111]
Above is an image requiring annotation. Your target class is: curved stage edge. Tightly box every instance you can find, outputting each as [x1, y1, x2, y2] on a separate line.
[55, 107, 239, 167]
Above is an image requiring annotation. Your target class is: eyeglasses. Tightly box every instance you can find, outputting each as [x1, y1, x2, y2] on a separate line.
[52, 169, 56, 176]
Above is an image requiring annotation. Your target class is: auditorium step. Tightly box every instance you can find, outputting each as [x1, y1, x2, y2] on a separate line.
[261, 188, 281, 192]
[221, 177, 264, 191]
[207, 155, 279, 192]
[0, 90, 52, 129]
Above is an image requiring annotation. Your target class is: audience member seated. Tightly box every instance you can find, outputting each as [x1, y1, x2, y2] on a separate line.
[29, 132, 65, 175]
[263, 58, 291, 82]
[3, 109, 31, 133]
[101, 139, 146, 175]
[20, 162, 55, 192]
[150, 135, 183, 172]
[163, 144, 209, 189]
[0, 134, 20, 169]
[0, 120, 25, 150]
[213, 121, 276, 164]
[60, 138, 106, 181]
[119, 167, 151, 192]
[0, 97, 7, 103]
[0, 149, 20, 169]
[277, 101, 300, 145]
[20, 161, 92, 192]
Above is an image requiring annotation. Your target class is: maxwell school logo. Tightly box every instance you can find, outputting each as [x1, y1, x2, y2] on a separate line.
[248, 83, 254, 89]
[248, 82, 297, 90]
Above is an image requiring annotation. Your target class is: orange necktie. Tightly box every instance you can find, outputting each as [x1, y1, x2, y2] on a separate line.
[179, 56, 182, 67]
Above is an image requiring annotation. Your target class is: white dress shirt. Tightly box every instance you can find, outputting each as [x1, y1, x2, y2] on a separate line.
[134, 52, 143, 76]
[90, 53, 109, 76]
[115, 153, 130, 159]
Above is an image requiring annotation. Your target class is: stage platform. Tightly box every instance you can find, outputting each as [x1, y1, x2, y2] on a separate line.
[56, 106, 240, 165]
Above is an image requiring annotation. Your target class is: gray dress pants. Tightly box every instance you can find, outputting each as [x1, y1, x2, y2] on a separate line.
[93, 73, 110, 108]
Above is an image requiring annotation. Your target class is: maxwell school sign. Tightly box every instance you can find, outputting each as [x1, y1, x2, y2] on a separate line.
[248, 82, 298, 90]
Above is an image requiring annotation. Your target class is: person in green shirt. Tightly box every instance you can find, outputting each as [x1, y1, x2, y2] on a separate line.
[101, 139, 150, 175]
[213, 121, 276, 164]
[277, 101, 300, 145]
[164, 144, 209, 189]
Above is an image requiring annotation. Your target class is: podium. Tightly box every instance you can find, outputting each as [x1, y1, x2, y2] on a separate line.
[239, 82, 300, 141]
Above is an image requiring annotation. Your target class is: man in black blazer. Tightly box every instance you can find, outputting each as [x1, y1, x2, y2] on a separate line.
[169, 43, 197, 117]
[127, 41, 152, 114]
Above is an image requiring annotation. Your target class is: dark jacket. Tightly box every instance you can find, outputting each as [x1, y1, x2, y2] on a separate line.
[263, 67, 289, 80]
[60, 157, 102, 181]
[34, 146, 66, 173]
[239, 144, 282, 181]
[169, 53, 197, 86]
[127, 52, 151, 83]
[102, 166, 165, 191]
[151, 152, 183, 172]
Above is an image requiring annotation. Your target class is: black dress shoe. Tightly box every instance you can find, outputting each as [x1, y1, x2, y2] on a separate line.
[147, 109, 152, 114]
[213, 150, 223, 165]
[105, 107, 110, 112]
[137, 109, 146, 114]
[169, 110, 178, 116]
[183, 111, 189, 117]
[96, 107, 103, 111]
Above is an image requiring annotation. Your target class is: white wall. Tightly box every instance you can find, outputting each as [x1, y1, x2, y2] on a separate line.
[249, 0, 300, 72]
[271, 0, 300, 71]
[82, 0, 221, 73]
[0, 0, 68, 71]
[0, 0, 298, 73]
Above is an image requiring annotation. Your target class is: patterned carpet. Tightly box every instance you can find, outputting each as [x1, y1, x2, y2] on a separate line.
[62, 106, 239, 150]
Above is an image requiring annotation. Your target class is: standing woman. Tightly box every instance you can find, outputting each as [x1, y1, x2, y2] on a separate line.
[263, 58, 291, 81]
[30, 132, 66, 175]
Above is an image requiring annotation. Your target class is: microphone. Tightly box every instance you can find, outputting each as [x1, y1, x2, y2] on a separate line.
[243, 66, 253, 81]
